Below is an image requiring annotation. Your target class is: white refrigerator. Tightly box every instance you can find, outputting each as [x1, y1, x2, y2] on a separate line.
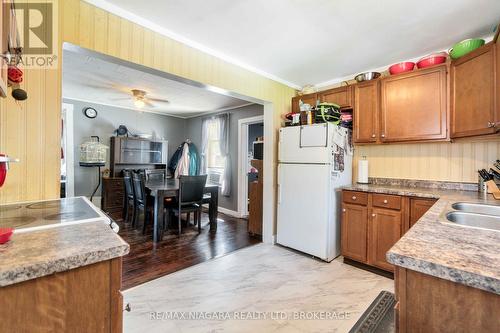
[277, 123, 352, 262]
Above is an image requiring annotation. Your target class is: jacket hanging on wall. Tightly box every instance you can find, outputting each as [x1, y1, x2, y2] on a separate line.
[168, 140, 200, 177]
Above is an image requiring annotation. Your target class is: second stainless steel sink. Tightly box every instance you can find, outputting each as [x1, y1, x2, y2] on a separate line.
[446, 211, 500, 231]
[451, 202, 500, 216]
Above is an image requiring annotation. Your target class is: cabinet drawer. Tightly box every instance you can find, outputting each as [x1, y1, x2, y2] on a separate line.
[342, 191, 368, 206]
[372, 194, 401, 210]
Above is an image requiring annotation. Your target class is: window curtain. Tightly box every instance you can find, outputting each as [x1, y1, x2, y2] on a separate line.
[200, 118, 210, 174]
[217, 113, 231, 196]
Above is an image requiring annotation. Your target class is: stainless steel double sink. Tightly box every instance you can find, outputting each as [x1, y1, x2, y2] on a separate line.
[446, 202, 500, 232]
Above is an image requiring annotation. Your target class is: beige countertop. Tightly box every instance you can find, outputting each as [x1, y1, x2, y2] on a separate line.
[342, 183, 500, 294]
[0, 222, 129, 287]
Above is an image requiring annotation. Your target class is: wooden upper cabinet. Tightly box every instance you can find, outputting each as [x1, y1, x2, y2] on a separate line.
[354, 80, 379, 143]
[381, 65, 448, 142]
[319, 86, 353, 108]
[341, 203, 368, 263]
[291, 93, 317, 113]
[368, 207, 402, 272]
[451, 43, 498, 138]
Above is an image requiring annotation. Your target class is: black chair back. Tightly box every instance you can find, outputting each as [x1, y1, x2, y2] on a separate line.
[123, 170, 135, 200]
[179, 175, 207, 204]
[132, 172, 146, 205]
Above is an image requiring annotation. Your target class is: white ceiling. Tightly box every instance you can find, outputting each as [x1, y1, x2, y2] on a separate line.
[62, 49, 251, 118]
[86, 0, 500, 88]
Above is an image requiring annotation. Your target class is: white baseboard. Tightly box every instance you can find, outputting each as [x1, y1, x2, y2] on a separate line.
[203, 204, 246, 218]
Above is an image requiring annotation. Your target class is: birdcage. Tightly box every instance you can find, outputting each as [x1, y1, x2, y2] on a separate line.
[79, 136, 108, 166]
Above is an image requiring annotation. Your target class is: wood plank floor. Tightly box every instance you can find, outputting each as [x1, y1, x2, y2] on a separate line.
[114, 211, 261, 289]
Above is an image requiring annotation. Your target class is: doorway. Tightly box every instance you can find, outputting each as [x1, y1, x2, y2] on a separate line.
[238, 116, 264, 237]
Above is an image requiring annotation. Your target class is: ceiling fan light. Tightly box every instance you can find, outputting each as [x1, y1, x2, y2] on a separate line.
[134, 99, 145, 108]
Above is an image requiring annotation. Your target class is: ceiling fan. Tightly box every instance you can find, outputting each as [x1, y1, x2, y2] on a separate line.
[129, 89, 169, 108]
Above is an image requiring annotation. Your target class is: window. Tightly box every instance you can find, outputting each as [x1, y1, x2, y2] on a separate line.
[206, 120, 225, 184]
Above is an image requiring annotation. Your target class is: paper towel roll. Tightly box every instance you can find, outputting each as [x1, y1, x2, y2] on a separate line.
[358, 157, 369, 184]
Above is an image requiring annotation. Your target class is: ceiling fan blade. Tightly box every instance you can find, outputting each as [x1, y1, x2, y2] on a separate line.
[144, 100, 155, 107]
[110, 97, 132, 101]
[147, 97, 169, 103]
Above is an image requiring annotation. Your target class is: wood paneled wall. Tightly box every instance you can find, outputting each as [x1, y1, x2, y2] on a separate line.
[0, 0, 296, 204]
[353, 139, 500, 183]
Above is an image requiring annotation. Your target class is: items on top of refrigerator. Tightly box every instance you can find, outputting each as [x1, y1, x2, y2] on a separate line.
[314, 103, 341, 124]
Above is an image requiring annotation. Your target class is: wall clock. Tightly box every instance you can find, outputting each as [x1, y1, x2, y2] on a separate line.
[83, 107, 97, 119]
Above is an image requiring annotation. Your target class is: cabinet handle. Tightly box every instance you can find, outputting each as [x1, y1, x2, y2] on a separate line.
[372, 213, 376, 217]
[342, 208, 346, 212]
[381, 134, 385, 138]
[488, 122, 497, 128]
[352, 196, 357, 200]
[371, 134, 376, 138]
[124, 303, 131, 312]
[383, 199, 388, 204]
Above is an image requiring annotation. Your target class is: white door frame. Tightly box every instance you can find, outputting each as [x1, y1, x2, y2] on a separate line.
[62, 103, 75, 197]
[237, 115, 264, 218]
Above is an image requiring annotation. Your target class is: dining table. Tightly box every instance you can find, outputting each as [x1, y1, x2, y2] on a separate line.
[145, 178, 219, 242]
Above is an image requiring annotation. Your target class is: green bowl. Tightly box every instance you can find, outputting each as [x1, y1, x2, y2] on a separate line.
[449, 38, 485, 59]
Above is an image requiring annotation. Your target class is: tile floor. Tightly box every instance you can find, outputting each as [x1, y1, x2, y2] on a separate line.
[124, 243, 393, 333]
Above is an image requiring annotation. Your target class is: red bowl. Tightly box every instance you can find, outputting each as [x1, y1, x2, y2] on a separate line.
[416, 53, 447, 69]
[0, 228, 13, 244]
[389, 62, 415, 75]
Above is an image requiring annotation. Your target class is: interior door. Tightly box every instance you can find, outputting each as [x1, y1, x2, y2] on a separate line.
[277, 163, 330, 259]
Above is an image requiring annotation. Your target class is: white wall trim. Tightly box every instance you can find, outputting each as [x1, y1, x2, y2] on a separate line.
[83, 0, 301, 90]
[262, 103, 275, 244]
[218, 206, 245, 219]
[237, 115, 264, 218]
[62, 103, 75, 198]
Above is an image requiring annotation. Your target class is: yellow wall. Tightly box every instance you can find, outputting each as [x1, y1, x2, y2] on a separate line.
[353, 139, 500, 183]
[0, 0, 498, 205]
[0, 0, 296, 204]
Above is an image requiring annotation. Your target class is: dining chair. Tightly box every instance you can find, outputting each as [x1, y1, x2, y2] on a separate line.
[132, 172, 154, 234]
[122, 170, 135, 224]
[168, 175, 207, 235]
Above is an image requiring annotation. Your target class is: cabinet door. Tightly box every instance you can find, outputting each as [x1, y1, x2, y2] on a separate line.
[381, 66, 447, 142]
[409, 198, 436, 229]
[291, 93, 317, 113]
[341, 203, 368, 263]
[368, 207, 402, 272]
[319, 86, 353, 108]
[354, 81, 379, 143]
[451, 43, 497, 138]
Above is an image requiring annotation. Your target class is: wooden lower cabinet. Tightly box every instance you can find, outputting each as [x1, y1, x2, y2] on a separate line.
[341, 203, 368, 262]
[341, 190, 422, 272]
[0, 258, 124, 333]
[409, 197, 437, 229]
[395, 267, 500, 332]
[368, 207, 402, 272]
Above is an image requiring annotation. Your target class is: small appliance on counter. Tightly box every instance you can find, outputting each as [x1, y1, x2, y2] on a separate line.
[0, 196, 119, 234]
